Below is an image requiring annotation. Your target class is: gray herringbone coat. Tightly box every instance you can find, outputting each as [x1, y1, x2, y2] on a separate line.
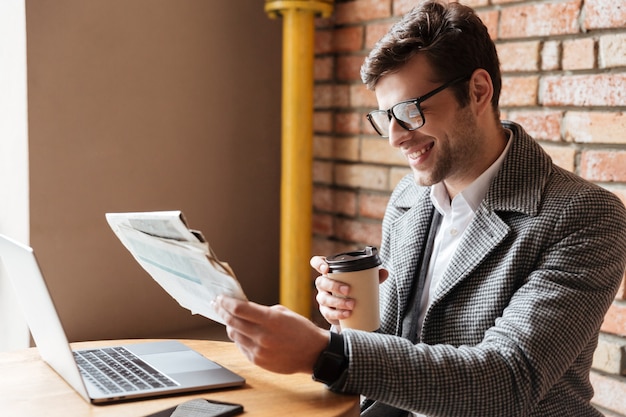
[333, 121, 626, 416]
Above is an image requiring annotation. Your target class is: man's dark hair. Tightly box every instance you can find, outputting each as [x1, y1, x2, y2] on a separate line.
[360, 1, 501, 111]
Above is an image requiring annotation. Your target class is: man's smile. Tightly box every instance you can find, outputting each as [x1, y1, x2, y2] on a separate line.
[406, 141, 435, 160]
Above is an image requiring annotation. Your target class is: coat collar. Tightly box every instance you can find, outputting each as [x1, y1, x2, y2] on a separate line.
[484, 121, 553, 217]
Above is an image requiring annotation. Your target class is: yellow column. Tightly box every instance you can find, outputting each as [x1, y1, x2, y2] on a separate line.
[265, 0, 333, 317]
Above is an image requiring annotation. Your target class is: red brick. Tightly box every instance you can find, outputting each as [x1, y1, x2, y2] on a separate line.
[393, 0, 418, 16]
[562, 38, 595, 70]
[593, 335, 626, 375]
[334, 189, 358, 216]
[541, 74, 626, 107]
[541, 40, 561, 71]
[313, 186, 333, 212]
[335, 0, 391, 25]
[464, 0, 490, 7]
[497, 41, 541, 72]
[359, 192, 388, 220]
[334, 137, 360, 161]
[312, 212, 334, 236]
[361, 137, 406, 165]
[500, 76, 539, 107]
[599, 34, 626, 69]
[477, 10, 499, 40]
[314, 56, 333, 81]
[500, 0, 582, 38]
[314, 84, 333, 108]
[335, 111, 362, 135]
[336, 54, 365, 81]
[335, 218, 382, 247]
[350, 83, 378, 108]
[365, 22, 393, 49]
[315, 29, 333, 54]
[590, 371, 626, 414]
[334, 163, 389, 190]
[314, 111, 333, 133]
[580, 150, 626, 182]
[390, 167, 412, 190]
[314, 186, 358, 217]
[563, 111, 626, 145]
[313, 160, 333, 184]
[584, 0, 626, 30]
[540, 144, 576, 173]
[507, 110, 563, 142]
[314, 84, 350, 108]
[601, 302, 626, 337]
[313, 135, 333, 159]
[332, 26, 364, 53]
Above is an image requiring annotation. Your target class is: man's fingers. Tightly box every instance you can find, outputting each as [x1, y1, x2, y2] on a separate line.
[315, 275, 351, 297]
[316, 288, 354, 310]
[215, 295, 267, 324]
[319, 304, 351, 320]
[310, 256, 329, 274]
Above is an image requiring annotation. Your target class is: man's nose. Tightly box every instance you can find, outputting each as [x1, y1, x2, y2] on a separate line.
[388, 118, 412, 148]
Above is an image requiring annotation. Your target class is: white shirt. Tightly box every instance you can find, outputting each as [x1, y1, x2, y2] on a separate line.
[411, 130, 512, 416]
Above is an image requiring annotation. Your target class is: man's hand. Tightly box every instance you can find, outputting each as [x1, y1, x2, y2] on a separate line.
[311, 255, 389, 329]
[213, 296, 329, 374]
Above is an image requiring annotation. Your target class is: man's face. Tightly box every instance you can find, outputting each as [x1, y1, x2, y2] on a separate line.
[374, 55, 484, 195]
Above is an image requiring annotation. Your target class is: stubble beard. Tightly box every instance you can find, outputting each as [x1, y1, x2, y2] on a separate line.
[412, 106, 481, 188]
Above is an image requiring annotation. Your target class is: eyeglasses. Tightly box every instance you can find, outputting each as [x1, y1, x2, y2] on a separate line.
[366, 76, 469, 138]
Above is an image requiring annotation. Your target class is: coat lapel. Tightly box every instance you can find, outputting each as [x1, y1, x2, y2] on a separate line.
[388, 186, 434, 328]
[429, 204, 510, 306]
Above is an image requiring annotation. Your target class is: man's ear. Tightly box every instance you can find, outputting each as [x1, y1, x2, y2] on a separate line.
[468, 68, 493, 116]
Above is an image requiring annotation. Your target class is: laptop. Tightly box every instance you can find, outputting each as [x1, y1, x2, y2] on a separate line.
[0, 234, 245, 404]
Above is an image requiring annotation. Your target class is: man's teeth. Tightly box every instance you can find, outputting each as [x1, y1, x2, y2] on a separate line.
[408, 143, 433, 158]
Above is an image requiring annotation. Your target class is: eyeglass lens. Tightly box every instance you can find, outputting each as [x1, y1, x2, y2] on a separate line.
[369, 102, 423, 137]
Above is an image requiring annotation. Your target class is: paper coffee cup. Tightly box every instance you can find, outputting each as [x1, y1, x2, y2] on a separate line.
[326, 246, 381, 331]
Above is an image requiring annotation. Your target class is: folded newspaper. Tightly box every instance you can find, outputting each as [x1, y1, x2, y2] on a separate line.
[106, 211, 247, 325]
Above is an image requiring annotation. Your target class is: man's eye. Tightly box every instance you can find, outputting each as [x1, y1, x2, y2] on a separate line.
[407, 107, 420, 119]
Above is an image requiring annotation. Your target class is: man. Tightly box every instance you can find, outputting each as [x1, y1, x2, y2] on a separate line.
[213, 1, 626, 416]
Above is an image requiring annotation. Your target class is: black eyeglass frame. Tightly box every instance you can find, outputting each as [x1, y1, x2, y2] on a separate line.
[366, 75, 470, 138]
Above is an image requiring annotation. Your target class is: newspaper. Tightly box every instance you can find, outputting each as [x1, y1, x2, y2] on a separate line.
[106, 211, 247, 325]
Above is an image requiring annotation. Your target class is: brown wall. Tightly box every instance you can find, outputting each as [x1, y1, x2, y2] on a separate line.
[26, 0, 282, 342]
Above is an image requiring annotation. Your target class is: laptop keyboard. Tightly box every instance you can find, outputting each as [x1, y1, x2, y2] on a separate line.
[73, 347, 178, 395]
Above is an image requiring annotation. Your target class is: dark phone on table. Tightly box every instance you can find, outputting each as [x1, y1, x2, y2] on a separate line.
[144, 398, 243, 417]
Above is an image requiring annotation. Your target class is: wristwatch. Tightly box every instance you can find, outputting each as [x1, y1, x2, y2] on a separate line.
[312, 331, 348, 385]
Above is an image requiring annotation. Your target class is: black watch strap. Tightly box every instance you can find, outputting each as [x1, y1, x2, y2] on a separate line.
[312, 331, 348, 385]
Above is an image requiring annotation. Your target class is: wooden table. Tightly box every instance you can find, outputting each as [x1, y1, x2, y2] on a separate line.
[0, 339, 359, 417]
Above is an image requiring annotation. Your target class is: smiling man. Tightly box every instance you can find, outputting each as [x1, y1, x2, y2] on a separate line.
[214, 1, 626, 416]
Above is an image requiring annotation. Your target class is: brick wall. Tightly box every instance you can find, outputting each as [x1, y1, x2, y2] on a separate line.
[311, 0, 626, 415]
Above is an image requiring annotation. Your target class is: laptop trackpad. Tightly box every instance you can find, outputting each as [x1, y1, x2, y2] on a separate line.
[143, 351, 221, 373]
